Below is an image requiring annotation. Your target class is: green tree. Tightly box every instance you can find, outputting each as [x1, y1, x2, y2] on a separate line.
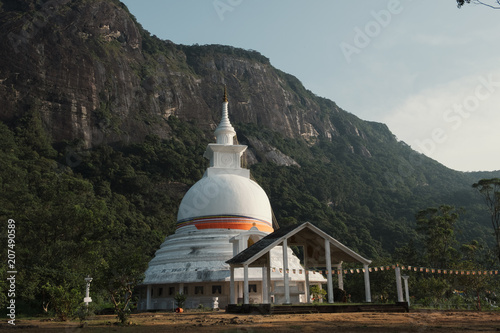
[454, 241, 493, 310]
[310, 285, 327, 303]
[416, 205, 460, 268]
[457, 0, 500, 8]
[41, 282, 82, 321]
[413, 276, 451, 304]
[472, 178, 500, 264]
[103, 243, 147, 325]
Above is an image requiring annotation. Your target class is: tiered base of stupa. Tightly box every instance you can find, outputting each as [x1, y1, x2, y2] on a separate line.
[139, 227, 325, 310]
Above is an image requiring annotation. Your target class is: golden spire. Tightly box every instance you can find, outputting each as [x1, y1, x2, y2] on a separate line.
[223, 85, 228, 102]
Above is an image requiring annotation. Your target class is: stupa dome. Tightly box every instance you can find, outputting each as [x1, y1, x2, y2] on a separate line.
[174, 86, 273, 233]
[176, 173, 273, 232]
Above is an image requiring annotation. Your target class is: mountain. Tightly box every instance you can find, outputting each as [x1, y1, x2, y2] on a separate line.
[0, 0, 343, 147]
[0, 0, 499, 281]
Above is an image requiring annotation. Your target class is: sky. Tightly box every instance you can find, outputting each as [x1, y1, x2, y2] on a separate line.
[120, 0, 500, 172]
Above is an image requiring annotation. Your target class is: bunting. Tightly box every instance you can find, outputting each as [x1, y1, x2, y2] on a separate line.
[267, 265, 499, 276]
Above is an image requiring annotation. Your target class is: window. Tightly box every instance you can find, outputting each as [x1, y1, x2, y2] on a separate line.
[249, 284, 257, 293]
[212, 285, 222, 294]
[183, 286, 189, 295]
[158, 287, 163, 297]
[169, 287, 175, 296]
[195, 286, 204, 295]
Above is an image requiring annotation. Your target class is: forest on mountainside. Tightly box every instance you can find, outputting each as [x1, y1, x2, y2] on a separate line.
[2, 103, 499, 317]
[0, 0, 499, 319]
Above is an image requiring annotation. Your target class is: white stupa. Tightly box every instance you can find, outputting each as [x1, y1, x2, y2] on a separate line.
[139, 88, 325, 310]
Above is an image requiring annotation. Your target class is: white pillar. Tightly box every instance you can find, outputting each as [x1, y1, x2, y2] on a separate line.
[230, 266, 235, 304]
[266, 252, 272, 304]
[395, 266, 404, 302]
[325, 239, 334, 303]
[271, 281, 276, 304]
[232, 241, 238, 256]
[146, 285, 152, 310]
[84, 281, 92, 309]
[262, 266, 268, 303]
[84, 277, 92, 306]
[243, 264, 249, 304]
[304, 245, 310, 304]
[238, 281, 243, 301]
[282, 239, 290, 304]
[241, 236, 249, 252]
[337, 265, 344, 290]
[363, 264, 372, 303]
[402, 275, 410, 306]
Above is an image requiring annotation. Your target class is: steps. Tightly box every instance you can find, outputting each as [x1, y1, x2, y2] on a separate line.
[226, 302, 409, 314]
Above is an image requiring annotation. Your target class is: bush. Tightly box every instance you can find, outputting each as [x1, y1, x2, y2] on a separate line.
[116, 307, 131, 324]
[75, 302, 96, 323]
[41, 283, 81, 321]
[174, 293, 187, 308]
[310, 285, 327, 303]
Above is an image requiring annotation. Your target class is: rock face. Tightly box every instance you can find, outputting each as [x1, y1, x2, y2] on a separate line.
[0, 0, 378, 157]
[0, 0, 145, 146]
[245, 136, 300, 167]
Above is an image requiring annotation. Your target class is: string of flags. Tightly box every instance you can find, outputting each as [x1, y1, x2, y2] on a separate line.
[270, 265, 499, 276]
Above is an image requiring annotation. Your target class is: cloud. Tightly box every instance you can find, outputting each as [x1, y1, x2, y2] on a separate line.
[383, 71, 500, 171]
[414, 33, 470, 47]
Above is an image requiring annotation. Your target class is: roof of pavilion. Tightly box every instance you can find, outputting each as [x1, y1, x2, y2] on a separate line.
[226, 222, 371, 268]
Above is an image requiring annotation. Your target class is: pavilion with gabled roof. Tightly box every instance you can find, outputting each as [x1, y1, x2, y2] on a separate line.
[226, 222, 372, 305]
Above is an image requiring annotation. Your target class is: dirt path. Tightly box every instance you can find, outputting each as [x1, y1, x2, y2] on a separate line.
[3, 310, 500, 332]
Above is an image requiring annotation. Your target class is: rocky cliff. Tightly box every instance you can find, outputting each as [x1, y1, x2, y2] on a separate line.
[0, 0, 379, 160]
